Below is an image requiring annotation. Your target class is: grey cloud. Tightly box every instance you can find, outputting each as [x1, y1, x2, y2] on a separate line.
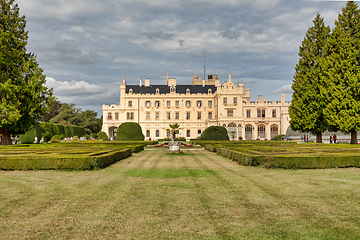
[141, 31, 175, 40]
[179, 40, 185, 46]
[42, 41, 99, 65]
[219, 29, 241, 40]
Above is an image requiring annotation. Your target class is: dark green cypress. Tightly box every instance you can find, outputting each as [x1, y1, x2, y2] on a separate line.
[289, 13, 330, 143]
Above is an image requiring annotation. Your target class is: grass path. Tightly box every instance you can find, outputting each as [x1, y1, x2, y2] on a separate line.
[0, 148, 359, 239]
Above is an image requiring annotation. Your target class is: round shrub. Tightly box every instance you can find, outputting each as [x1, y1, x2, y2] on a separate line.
[200, 126, 229, 140]
[116, 122, 144, 141]
[97, 132, 108, 141]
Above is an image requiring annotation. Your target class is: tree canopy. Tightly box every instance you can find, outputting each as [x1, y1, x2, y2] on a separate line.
[321, 1, 360, 144]
[289, 13, 331, 143]
[0, 0, 54, 145]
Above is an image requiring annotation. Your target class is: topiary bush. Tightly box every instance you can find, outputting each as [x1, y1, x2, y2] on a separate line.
[116, 122, 144, 141]
[97, 131, 108, 141]
[200, 126, 229, 140]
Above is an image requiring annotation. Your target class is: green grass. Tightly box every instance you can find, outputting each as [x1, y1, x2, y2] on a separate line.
[0, 148, 359, 239]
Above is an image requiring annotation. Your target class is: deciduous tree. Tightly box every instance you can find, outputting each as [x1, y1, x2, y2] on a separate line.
[0, 0, 54, 145]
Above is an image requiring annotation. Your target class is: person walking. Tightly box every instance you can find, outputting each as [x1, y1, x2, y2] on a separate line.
[333, 134, 337, 144]
[330, 135, 333, 144]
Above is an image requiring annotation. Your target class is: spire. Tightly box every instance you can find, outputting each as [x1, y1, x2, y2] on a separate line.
[166, 70, 169, 85]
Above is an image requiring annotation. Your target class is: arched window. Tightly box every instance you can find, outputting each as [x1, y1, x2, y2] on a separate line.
[245, 125, 253, 140]
[170, 86, 176, 93]
[146, 130, 150, 138]
[228, 123, 237, 140]
[271, 125, 279, 139]
[129, 88, 133, 94]
[208, 88, 212, 94]
[186, 88, 190, 94]
[187, 130, 191, 138]
[156, 88, 160, 94]
[238, 124, 242, 140]
[258, 125, 265, 139]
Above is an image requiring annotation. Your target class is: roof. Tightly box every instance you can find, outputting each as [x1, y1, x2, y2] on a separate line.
[126, 85, 217, 94]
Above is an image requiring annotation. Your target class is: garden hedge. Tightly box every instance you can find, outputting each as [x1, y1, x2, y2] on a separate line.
[198, 140, 360, 169]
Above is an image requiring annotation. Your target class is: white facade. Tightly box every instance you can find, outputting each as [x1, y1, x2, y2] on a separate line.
[102, 73, 291, 140]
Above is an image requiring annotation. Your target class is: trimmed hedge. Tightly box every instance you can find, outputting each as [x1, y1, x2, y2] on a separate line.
[116, 122, 144, 141]
[200, 140, 360, 169]
[200, 126, 229, 140]
[0, 141, 149, 170]
[19, 122, 85, 144]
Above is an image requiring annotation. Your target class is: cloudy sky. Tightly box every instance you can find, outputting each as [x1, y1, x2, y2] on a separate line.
[16, 0, 352, 116]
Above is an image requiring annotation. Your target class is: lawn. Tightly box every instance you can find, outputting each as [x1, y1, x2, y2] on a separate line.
[0, 147, 359, 239]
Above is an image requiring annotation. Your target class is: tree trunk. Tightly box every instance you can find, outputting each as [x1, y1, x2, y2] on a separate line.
[350, 130, 358, 144]
[316, 132, 322, 143]
[0, 128, 12, 146]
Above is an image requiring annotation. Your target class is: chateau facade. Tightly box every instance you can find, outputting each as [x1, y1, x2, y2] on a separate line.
[102, 73, 291, 141]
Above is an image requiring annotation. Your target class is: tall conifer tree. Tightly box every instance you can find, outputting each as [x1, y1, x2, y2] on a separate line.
[322, 1, 360, 144]
[0, 0, 54, 145]
[289, 13, 330, 143]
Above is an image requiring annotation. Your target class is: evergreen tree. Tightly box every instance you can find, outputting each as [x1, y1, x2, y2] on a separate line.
[0, 0, 54, 145]
[289, 13, 331, 143]
[322, 1, 360, 144]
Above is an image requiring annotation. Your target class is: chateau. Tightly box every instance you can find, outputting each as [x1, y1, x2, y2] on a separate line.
[102, 73, 291, 140]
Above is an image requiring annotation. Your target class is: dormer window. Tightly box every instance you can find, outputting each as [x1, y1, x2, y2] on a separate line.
[170, 86, 176, 93]
[186, 88, 190, 94]
[208, 88, 212, 94]
[129, 89, 133, 94]
[156, 88, 159, 94]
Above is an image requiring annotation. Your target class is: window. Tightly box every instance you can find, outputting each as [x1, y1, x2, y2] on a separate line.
[146, 112, 150, 120]
[234, 97, 237, 104]
[175, 100, 179, 107]
[272, 110, 276, 118]
[186, 112, 190, 120]
[258, 125, 265, 138]
[186, 101, 191, 107]
[187, 130, 191, 137]
[175, 112, 179, 120]
[146, 101, 150, 107]
[246, 110, 251, 118]
[227, 110, 233, 117]
[155, 101, 160, 107]
[167, 131, 170, 138]
[208, 100, 212, 107]
[208, 112, 212, 119]
[127, 112, 134, 120]
[146, 130, 150, 138]
[257, 109, 265, 118]
[197, 112, 201, 120]
[167, 101, 170, 107]
[245, 125, 253, 140]
[156, 130, 159, 138]
[128, 101, 132, 107]
[166, 112, 171, 120]
[170, 86, 176, 93]
[271, 125, 278, 139]
[197, 100, 202, 107]
[155, 112, 160, 120]
[223, 97, 227, 104]
[198, 130, 201, 138]
[115, 112, 119, 120]
[107, 113, 112, 120]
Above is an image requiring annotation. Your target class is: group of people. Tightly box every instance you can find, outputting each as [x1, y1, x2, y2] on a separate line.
[329, 134, 337, 144]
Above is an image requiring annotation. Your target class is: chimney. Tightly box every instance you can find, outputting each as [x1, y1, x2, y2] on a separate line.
[202, 78, 205, 87]
[145, 78, 150, 87]
[139, 78, 142, 87]
[229, 73, 232, 82]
